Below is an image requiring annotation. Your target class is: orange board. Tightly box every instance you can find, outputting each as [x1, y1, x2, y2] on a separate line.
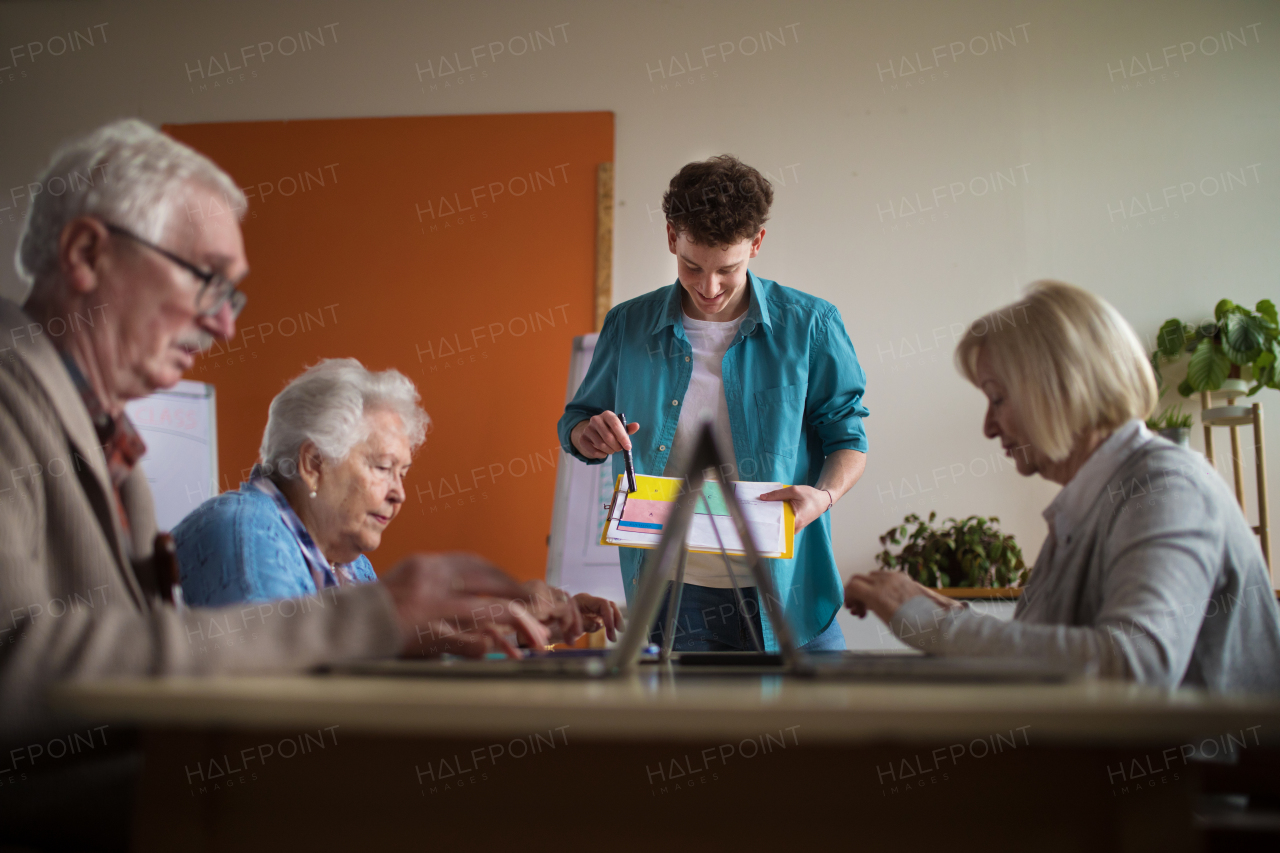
[165, 112, 613, 581]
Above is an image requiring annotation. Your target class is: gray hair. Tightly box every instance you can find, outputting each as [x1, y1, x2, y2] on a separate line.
[955, 280, 1158, 462]
[259, 358, 430, 479]
[15, 118, 245, 286]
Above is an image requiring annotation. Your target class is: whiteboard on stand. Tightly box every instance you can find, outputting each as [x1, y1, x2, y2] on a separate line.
[545, 334, 626, 603]
[124, 380, 218, 532]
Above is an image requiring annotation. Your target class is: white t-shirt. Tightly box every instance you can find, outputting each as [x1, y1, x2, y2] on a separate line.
[661, 311, 755, 588]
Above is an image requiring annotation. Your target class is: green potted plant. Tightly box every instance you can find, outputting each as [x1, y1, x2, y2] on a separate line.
[876, 511, 1029, 592]
[1151, 299, 1280, 399]
[1145, 404, 1193, 447]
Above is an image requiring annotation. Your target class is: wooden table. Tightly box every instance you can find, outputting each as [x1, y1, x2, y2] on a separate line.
[51, 670, 1280, 852]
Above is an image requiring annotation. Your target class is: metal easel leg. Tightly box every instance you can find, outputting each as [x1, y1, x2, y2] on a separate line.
[658, 547, 688, 662]
[705, 465, 804, 671]
[607, 480, 699, 675]
[702, 493, 763, 653]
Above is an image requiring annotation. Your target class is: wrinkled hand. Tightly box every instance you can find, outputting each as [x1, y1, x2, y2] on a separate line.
[572, 592, 624, 642]
[843, 570, 960, 624]
[380, 552, 550, 657]
[521, 579, 583, 646]
[571, 412, 640, 460]
[759, 484, 829, 531]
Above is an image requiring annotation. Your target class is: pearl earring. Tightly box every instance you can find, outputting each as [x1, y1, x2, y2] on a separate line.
[309, 490, 317, 498]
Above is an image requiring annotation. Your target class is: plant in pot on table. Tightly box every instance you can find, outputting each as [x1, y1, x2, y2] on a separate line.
[1146, 404, 1194, 447]
[876, 511, 1029, 591]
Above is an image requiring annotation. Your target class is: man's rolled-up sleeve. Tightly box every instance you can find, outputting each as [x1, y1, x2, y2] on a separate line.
[807, 306, 869, 454]
[557, 307, 624, 465]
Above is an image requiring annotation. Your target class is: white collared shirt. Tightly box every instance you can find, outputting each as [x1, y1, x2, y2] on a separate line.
[1042, 420, 1151, 549]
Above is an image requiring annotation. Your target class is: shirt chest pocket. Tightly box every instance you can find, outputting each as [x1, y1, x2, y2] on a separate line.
[754, 384, 806, 460]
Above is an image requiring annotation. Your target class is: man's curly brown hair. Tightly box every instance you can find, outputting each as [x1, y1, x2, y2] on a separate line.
[661, 155, 773, 247]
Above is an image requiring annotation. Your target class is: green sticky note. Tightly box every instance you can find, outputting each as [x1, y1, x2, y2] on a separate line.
[694, 482, 730, 516]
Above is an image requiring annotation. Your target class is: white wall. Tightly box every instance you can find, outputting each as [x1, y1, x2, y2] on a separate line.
[3, 1, 1277, 640]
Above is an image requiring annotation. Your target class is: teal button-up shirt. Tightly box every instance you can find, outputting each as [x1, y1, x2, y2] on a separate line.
[557, 271, 869, 650]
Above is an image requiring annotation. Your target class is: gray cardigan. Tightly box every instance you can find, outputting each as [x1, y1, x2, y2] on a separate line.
[891, 421, 1280, 692]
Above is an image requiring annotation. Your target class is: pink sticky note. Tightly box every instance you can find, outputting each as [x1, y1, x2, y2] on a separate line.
[619, 498, 672, 531]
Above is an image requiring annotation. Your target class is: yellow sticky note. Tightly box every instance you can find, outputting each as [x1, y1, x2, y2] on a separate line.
[616, 474, 683, 501]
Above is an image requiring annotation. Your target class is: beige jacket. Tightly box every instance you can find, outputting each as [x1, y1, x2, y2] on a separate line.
[0, 299, 402, 744]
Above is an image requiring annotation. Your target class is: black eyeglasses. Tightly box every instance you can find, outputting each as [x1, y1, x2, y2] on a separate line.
[104, 223, 247, 318]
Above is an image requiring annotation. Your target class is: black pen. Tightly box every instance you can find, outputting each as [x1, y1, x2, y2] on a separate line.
[618, 412, 637, 493]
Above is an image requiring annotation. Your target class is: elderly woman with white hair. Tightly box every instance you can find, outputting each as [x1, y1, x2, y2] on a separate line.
[176, 359, 423, 602]
[175, 358, 623, 641]
[844, 281, 1280, 691]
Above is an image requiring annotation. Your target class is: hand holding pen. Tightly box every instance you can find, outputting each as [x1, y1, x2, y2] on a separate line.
[617, 412, 637, 493]
[570, 411, 640, 467]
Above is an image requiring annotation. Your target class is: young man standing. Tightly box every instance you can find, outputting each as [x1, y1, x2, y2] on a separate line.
[558, 155, 868, 651]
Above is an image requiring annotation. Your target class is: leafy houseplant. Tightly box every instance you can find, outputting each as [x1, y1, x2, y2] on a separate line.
[875, 512, 1029, 589]
[1146, 404, 1194, 447]
[1145, 404, 1194, 431]
[1151, 299, 1280, 398]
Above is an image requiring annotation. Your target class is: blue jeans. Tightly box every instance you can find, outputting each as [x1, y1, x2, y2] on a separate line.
[649, 584, 846, 652]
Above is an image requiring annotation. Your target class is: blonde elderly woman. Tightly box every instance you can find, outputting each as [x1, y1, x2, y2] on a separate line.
[845, 281, 1280, 691]
[175, 359, 622, 641]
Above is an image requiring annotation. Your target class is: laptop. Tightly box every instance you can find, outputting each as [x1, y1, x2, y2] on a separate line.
[326, 422, 1075, 684]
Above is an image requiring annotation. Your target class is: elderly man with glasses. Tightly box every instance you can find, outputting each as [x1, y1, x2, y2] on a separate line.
[0, 120, 563, 849]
